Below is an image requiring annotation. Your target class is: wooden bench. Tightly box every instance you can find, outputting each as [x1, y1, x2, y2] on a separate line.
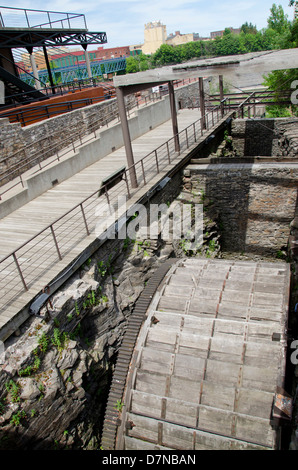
[98, 166, 126, 197]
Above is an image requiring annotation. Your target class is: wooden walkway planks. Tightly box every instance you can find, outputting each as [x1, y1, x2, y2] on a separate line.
[0, 109, 199, 256]
[0, 108, 214, 341]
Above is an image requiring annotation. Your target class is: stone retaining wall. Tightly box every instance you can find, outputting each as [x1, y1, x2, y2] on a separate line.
[186, 162, 298, 255]
[0, 98, 120, 185]
[0, 80, 203, 187]
[231, 118, 298, 158]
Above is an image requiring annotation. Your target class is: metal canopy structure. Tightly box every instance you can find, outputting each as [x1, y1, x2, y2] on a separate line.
[0, 6, 107, 101]
[0, 29, 107, 49]
[113, 48, 298, 187]
[0, 6, 107, 49]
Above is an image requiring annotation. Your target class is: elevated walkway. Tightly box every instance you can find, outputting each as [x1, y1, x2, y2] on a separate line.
[0, 106, 232, 342]
[102, 258, 291, 451]
[0, 6, 107, 106]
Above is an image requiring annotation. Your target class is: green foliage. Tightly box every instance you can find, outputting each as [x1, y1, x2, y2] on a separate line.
[18, 357, 41, 377]
[81, 288, 108, 309]
[37, 332, 49, 354]
[266, 104, 292, 117]
[241, 22, 258, 35]
[125, 53, 152, 73]
[263, 68, 298, 117]
[51, 328, 69, 352]
[114, 400, 124, 412]
[5, 380, 21, 403]
[10, 410, 26, 427]
[267, 3, 291, 34]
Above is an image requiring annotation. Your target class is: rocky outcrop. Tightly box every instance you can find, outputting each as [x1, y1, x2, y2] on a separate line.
[0, 229, 177, 449]
[0, 176, 223, 449]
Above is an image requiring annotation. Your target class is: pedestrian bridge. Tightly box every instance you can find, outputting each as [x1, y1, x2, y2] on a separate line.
[101, 257, 291, 451]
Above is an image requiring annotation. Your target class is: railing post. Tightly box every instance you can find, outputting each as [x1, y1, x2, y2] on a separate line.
[24, 9, 30, 27]
[124, 170, 131, 198]
[104, 185, 110, 206]
[80, 203, 90, 235]
[166, 141, 171, 163]
[141, 160, 146, 186]
[199, 77, 206, 129]
[13, 253, 28, 291]
[193, 123, 196, 143]
[185, 128, 189, 148]
[155, 150, 159, 173]
[50, 225, 62, 260]
[219, 75, 224, 118]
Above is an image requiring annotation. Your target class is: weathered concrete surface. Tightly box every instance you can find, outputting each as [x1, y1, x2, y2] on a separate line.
[114, 49, 298, 87]
[118, 258, 290, 450]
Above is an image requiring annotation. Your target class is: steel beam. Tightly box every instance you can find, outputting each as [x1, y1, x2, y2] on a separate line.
[168, 80, 180, 152]
[116, 86, 138, 189]
[0, 30, 107, 49]
[199, 77, 206, 129]
[219, 75, 224, 117]
[43, 45, 55, 93]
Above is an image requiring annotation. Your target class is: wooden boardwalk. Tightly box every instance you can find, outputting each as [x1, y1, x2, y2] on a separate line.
[116, 258, 290, 450]
[0, 107, 231, 341]
[0, 108, 198, 255]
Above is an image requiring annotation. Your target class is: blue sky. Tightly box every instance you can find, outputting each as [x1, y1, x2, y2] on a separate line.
[1, 0, 295, 48]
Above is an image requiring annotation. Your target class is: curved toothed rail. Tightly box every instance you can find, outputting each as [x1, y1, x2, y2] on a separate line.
[101, 258, 292, 451]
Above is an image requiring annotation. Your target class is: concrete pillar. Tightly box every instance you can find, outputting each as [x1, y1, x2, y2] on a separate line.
[29, 52, 41, 90]
[84, 49, 92, 80]
[219, 75, 224, 117]
[168, 81, 180, 152]
[43, 46, 55, 93]
[116, 87, 138, 188]
[0, 80, 4, 105]
[199, 77, 206, 129]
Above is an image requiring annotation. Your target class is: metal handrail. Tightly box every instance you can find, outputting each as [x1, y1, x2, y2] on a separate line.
[0, 6, 86, 30]
[0, 94, 112, 125]
[0, 91, 166, 196]
[0, 103, 229, 310]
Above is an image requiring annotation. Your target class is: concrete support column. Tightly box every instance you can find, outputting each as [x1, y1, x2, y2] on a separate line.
[83, 48, 92, 80]
[116, 87, 138, 188]
[43, 46, 55, 93]
[199, 77, 206, 129]
[168, 80, 180, 152]
[219, 75, 224, 117]
[29, 52, 41, 90]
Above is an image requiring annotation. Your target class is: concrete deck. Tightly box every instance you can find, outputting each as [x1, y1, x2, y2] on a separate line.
[117, 258, 290, 450]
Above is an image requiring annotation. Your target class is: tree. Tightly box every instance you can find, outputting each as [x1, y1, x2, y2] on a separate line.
[151, 44, 180, 66]
[263, 68, 298, 117]
[267, 3, 290, 34]
[125, 56, 139, 73]
[241, 22, 257, 34]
